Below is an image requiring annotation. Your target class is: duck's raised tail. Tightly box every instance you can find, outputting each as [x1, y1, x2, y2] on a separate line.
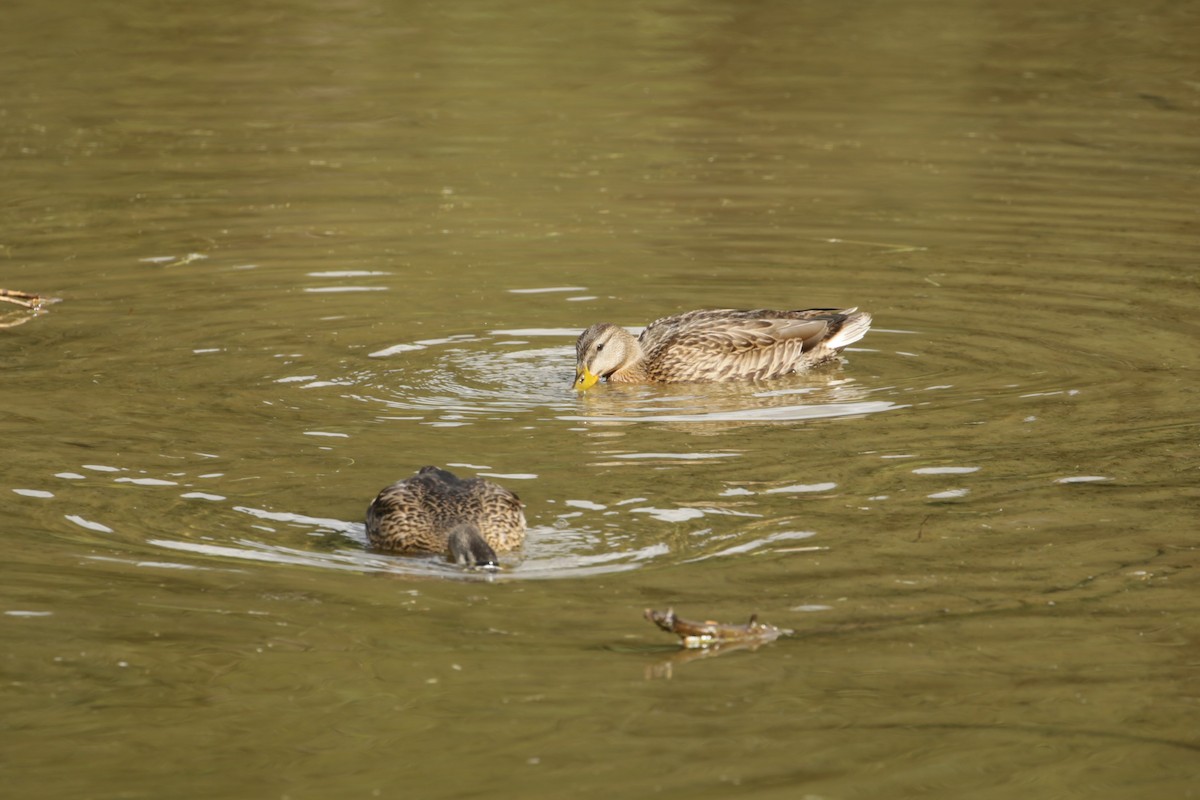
[446, 523, 500, 568]
[826, 308, 872, 351]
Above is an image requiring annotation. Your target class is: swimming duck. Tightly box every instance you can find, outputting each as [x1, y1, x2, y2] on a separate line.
[365, 466, 526, 567]
[573, 307, 872, 389]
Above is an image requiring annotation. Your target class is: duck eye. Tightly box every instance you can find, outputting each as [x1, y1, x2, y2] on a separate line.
[595, 343, 605, 352]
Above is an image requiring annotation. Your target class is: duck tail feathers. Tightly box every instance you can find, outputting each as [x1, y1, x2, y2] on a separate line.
[827, 310, 872, 351]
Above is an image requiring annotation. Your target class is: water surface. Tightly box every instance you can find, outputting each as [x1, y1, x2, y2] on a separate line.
[3, 0, 1198, 797]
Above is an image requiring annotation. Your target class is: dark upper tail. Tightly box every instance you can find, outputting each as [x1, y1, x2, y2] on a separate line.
[446, 523, 499, 568]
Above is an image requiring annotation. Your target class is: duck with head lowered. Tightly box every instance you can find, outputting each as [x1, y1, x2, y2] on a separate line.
[573, 306, 871, 389]
[365, 466, 526, 568]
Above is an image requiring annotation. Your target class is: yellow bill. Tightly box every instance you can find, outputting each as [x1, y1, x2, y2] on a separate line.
[574, 366, 599, 390]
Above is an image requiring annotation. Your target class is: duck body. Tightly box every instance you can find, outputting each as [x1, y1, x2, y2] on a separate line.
[574, 307, 872, 389]
[365, 466, 526, 567]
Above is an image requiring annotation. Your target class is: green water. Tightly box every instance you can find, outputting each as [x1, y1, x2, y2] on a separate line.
[3, 1, 1198, 798]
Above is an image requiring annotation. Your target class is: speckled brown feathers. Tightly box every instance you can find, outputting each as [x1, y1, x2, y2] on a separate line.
[574, 307, 872, 386]
[365, 466, 526, 566]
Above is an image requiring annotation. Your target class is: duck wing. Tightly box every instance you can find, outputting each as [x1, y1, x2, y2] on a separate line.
[638, 309, 849, 382]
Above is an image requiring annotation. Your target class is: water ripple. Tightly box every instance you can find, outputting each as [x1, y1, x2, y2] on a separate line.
[355, 332, 576, 424]
[338, 327, 918, 430]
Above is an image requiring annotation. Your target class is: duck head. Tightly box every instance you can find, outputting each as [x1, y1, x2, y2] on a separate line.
[573, 323, 639, 390]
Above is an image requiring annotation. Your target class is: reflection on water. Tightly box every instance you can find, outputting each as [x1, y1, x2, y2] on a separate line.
[565, 391, 901, 426]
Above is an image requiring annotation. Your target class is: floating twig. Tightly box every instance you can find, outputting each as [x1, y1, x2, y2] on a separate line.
[645, 608, 793, 650]
[2, 289, 48, 309]
[0, 289, 61, 328]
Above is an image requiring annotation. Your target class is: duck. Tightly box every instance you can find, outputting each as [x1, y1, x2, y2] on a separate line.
[573, 307, 872, 389]
[365, 466, 526, 567]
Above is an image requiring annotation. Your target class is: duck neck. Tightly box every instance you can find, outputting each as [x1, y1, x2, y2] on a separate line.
[608, 329, 647, 383]
[609, 361, 649, 383]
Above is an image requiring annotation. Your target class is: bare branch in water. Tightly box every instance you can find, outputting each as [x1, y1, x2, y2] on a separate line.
[0, 289, 61, 327]
[645, 608, 793, 650]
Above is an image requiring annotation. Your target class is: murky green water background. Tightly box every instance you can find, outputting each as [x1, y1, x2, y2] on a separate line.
[3, 1, 1198, 797]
